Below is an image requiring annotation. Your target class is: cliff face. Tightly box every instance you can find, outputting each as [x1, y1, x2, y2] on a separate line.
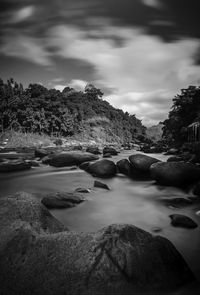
[146, 123, 163, 142]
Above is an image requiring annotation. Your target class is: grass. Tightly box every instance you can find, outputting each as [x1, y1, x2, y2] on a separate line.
[0, 131, 53, 148]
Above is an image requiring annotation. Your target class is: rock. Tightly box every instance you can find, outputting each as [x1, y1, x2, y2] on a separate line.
[34, 148, 48, 158]
[86, 159, 117, 178]
[79, 161, 91, 170]
[94, 180, 110, 190]
[0, 194, 195, 295]
[0, 159, 31, 172]
[151, 227, 162, 233]
[41, 192, 85, 209]
[103, 153, 112, 158]
[116, 159, 132, 176]
[75, 188, 91, 193]
[150, 162, 200, 187]
[129, 154, 160, 174]
[0, 192, 66, 234]
[169, 214, 198, 229]
[72, 145, 82, 151]
[42, 151, 99, 167]
[164, 148, 179, 155]
[159, 197, 193, 208]
[27, 160, 40, 167]
[167, 156, 183, 162]
[86, 146, 101, 155]
[103, 146, 118, 156]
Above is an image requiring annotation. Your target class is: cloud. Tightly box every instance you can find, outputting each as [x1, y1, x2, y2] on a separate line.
[48, 24, 200, 125]
[68, 79, 87, 91]
[12, 5, 35, 23]
[142, 0, 162, 8]
[0, 34, 51, 66]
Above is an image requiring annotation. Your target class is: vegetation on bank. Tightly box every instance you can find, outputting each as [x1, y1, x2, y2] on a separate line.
[162, 85, 200, 146]
[0, 78, 146, 146]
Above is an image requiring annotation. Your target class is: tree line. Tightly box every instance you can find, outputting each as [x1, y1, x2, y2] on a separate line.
[0, 78, 146, 142]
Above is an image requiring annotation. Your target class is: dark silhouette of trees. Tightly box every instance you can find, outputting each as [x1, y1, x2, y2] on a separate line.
[162, 85, 200, 145]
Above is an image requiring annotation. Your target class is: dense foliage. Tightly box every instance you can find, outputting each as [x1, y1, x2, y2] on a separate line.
[0, 78, 146, 143]
[162, 85, 200, 145]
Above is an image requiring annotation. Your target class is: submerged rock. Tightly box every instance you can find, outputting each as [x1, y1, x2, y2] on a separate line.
[150, 162, 200, 187]
[0, 159, 31, 172]
[169, 214, 198, 229]
[42, 151, 99, 167]
[94, 180, 110, 190]
[0, 193, 195, 295]
[41, 192, 85, 209]
[129, 154, 160, 174]
[86, 159, 117, 178]
[159, 197, 193, 208]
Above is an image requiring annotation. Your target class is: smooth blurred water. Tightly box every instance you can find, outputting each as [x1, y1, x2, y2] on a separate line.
[0, 150, 200, 290]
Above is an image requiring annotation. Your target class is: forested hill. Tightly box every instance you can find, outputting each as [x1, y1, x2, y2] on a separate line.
[0, 78, 146, 144]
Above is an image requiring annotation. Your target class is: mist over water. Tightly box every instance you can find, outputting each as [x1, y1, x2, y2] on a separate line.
[1, 150, 200, 291]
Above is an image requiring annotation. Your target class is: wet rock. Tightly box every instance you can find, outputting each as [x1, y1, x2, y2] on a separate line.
[0, 192, 66, 233]
[103, 146, 118, 156]
[94, 180, 110, 190]
[42, 151, 99, 167]
[86, 146, 101, 155]
[150, 162, 200, 187]
[0, 159, 31, 172]
[103, 153, 112, 158]
[151, 227, 162, 233]
[79, 161, 91, 170]
[26, 160, 40, 167]
[0, 194, 195, 295]
[41, 192, 85, 209]
[86, 159, 117, 178]
[116, 159, 132, 176]
[164, 148, 179, 155]
[129, 154, 160, 174]
[159, 197, 193, 208]
[167, 156, 183, 162]
[34, 148, 48, 158]
[75, 188, 91, 193]
[169, 214, 198, 229]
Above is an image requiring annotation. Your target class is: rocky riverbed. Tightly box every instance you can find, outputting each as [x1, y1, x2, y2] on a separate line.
[0, 147, 200, 294]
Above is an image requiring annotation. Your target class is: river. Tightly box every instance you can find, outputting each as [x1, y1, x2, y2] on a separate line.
[0, 150, 200, 293]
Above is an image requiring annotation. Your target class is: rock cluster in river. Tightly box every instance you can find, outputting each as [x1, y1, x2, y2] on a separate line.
[0, 192, 195, 295]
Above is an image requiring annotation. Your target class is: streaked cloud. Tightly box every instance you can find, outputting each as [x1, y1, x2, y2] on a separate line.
[0, 34, 51, 66]
[48, 24, 200, 125]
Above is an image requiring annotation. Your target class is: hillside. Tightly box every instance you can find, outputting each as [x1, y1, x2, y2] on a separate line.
[146, 123, 163, 143]
[0, 79, 146, 145]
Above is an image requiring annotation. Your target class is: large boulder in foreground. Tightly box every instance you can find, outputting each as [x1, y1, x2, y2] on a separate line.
[86, 159, 117, 177]
[150, 162, 200, 187]
[0, 192, 195, 295]
[41, 192, 85, 209]
[129, 154, 160, 175]
[42, 151, 99, 167]
[0, 159, 31, 172]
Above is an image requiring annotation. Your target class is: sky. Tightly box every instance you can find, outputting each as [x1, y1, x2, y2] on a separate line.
[0, 0, 200, 126]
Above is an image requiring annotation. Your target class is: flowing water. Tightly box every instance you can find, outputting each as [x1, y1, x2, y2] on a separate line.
[0, 150, 200, 293]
